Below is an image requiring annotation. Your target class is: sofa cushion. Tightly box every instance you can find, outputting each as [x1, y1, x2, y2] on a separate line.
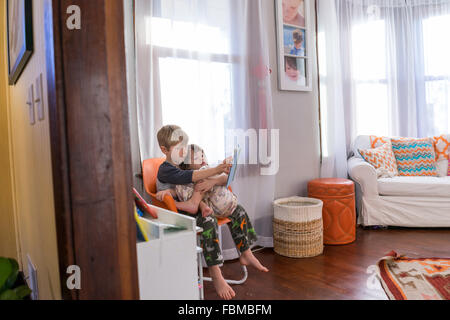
[391, 137, 438, 177]
[359, 142, 399, 178]
[437, 159, 449, 177]
[378, 176, 450, 197]
[432, 135, 450, 161]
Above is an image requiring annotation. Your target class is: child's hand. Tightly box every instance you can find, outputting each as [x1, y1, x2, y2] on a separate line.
[156, 189, 172, 202]
[217, 161, 232, 175]
[194, 180, 206, 193]
[195, 179, 216, 193]
[201, 205, 213, 218]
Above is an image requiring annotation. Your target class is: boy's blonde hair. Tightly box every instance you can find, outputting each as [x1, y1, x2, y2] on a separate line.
[157, 125, 189, 149]
[293, 29, 303, 44]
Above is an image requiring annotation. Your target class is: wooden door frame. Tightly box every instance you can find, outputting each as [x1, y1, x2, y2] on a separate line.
[44, 0, 139, 300]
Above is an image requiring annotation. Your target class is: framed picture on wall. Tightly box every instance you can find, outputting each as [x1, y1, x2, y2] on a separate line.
[7, 0, 33, 85]
[275, 0, 312, 92]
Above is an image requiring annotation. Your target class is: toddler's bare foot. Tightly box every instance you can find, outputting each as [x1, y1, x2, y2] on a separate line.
[239, 249, 269, 272]
[210, 266, 235, 300]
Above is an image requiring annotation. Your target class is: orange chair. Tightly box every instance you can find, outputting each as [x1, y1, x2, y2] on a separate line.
[142, 158, 248, 286]
[142, 158, 179, 213]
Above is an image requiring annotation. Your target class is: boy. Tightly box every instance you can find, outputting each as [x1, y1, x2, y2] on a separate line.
[285, 56, 299, 82]
[285, 56, 306, 86]
[155, 125, 268, 300]
[155, 125, 229, 216]
[290, 29, 305, 56]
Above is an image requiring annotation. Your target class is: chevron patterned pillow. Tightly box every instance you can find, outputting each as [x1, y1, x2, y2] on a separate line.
[359, 142, 399, 178]
[391, 138, 438, 177]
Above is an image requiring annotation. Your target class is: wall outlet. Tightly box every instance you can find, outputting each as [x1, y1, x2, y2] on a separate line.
[26, 254, 39, 300]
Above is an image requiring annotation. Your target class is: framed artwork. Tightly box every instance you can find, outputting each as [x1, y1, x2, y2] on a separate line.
[275, 0, 312, 92]
[7, 0, 33, 85]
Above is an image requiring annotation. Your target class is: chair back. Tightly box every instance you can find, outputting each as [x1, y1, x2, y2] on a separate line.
[142, 158, 166, 195]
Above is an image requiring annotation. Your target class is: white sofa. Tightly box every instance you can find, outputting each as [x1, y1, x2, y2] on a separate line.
[348, 135, 450, 227]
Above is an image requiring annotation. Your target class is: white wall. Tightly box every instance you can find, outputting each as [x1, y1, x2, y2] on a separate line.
[263, 0, 321, 198]
[0, 0, 18, 261]
[1, 0, 61, 299]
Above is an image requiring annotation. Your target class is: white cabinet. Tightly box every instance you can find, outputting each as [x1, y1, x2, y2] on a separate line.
[136, 205, 199, 300]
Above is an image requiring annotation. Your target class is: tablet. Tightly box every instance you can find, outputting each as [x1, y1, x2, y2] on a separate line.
[226, 145, 241, 188]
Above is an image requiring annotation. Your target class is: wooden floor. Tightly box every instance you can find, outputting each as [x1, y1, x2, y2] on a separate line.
[203, 227, 450, 300]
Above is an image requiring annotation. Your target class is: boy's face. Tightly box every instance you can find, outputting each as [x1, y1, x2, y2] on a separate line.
[283, 0, 302, 23]
[286, 63, 299, 81]
[162, 142, 188, 165]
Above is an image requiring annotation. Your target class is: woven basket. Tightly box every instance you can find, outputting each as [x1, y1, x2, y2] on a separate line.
[273, 197, 323, 258]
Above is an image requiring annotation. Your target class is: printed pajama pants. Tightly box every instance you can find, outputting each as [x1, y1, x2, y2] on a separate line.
[197, 204, 257, 267]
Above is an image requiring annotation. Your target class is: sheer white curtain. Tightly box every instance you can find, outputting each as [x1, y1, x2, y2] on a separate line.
[318, 0, 450, 175]
[317, 0, 349, 178]
[134, 0, 275, 259]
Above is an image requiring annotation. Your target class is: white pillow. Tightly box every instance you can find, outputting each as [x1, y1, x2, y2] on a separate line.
[436, 159, 449, 177]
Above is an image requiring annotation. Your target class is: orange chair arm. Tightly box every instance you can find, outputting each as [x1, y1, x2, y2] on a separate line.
[148, 192, 178, 213]
[162, 194, 178, 212]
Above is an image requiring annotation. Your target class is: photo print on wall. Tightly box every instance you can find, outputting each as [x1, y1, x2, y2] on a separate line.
[276, 0, 312, 91]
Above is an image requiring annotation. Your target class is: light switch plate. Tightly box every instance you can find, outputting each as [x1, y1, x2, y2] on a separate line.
[26, 254, 39, 300]
[35, 74, 44, 121]
[27, 84, 35, 125]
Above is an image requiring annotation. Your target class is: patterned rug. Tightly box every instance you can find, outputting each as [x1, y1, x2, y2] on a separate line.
[376, 251, 450, 300]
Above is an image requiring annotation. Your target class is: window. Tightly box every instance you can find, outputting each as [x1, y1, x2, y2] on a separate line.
[348, 11, 450, 138]
[423, 14, 450, 135]
[148, 0, 234, 163]
[351, 20, 389, 137]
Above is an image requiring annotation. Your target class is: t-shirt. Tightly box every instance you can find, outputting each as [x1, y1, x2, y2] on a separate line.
[290, 46, 305, 56]
[156, 161, 194, 191]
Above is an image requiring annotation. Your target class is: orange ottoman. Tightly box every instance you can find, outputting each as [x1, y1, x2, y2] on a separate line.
[307, 178, 356, 245]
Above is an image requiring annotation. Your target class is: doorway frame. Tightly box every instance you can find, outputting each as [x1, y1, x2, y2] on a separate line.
[44, 0, 139, 300]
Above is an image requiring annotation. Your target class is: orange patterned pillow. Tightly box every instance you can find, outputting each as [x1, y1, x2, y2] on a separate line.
[432, 135, 449, 161]
[369, 135, 391, 149]
[359, 142, 399, 177]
